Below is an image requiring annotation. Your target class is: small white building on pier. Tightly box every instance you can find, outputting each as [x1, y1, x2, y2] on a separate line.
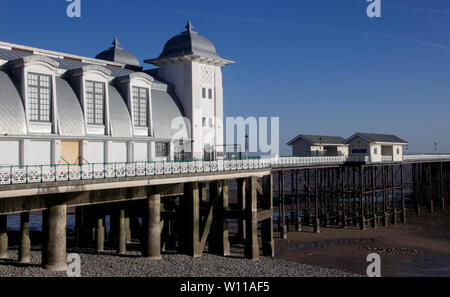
[344, 132, 408, 163]
[287, 134, 349, 157]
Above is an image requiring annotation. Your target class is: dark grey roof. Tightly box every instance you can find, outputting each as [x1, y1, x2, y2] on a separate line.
[151, 89, 189, 139]
[287, 134, 345, 146]
[95, 38, 142, 69]
[350, 133, 407, 144]
[55, 77, 86, 137]
[108, 85, 133, 138]
[0, 48, 154, 80]
[0, 71, 27, 135]
[153, 21, 219, 61]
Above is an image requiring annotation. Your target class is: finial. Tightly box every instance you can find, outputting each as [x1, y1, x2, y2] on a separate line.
[185, 20, 194, 32]
[112, 37, 120, 48]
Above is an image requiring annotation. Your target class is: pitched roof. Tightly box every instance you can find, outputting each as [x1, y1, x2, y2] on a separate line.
[346, 133, 407, 144]
[287, 134, 345, 146]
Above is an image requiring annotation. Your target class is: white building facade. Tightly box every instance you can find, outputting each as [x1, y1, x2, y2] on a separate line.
[0, 22, 233, 166]
[345, 133, 407, 163]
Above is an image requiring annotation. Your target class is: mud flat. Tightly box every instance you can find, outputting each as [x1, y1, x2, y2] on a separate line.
[275, 208, 450, 276]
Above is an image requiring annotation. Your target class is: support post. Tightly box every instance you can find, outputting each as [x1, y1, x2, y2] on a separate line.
[245, 177, 259, 260]
[341, 166, 347, 228]
[143, 187, 161, 259]
[401, 164, 406, 224]
[295, 170, 301, 232]
[262, 174, 274, 257]
[96, 207, 105, 253]
[429, 163, 434, 212]
[392, 165, 397, 224]
[382, 165, 388, 226]
[0, 215, 7, 259]
[210, 180, 230, 256]
[280, 171, 287, 239]
[237, 178, 246, 241]
[372, 166, 377, 228]
[19, 212, 31, 263]
[117, 207, 126, 254]
[181, 182, 201, 257]
[360, 166, 366, 230]
[414, 163, 421, 216]
[314, 168, 320, 233]
[42, 203, 67, 271]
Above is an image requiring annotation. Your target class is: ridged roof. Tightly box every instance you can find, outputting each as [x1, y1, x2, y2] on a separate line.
[287, 134, 345, 146]
[348, 133, 407, 144]
[0, 71, 27, 135]
[55, 77, 86, 137]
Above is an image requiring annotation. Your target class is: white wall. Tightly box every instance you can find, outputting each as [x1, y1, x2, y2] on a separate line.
[0, 140, 20, 165]
[83, 141, 104, 163]
[393, 144, 403, 162]
[134, 141, 148, 162]
[370, 144, 382, 163]
[337, 146, 349, 157]
[24, 140, 51, 165]
[109, 141, 127, 163]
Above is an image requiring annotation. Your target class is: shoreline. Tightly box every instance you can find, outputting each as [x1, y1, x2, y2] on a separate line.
[0, 208, 448, 277]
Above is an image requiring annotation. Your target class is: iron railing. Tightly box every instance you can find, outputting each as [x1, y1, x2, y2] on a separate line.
[0, 155, 347, 186]
[3, 154, 450, 186]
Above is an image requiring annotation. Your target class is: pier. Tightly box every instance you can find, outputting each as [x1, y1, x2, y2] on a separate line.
[0, 155, 449, 271]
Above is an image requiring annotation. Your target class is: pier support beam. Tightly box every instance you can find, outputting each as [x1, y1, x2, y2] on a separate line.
[262, 175, 274, 257]
[117, 207, 126, 254]
[19, 212, 31, 263]
[237, 179, 246, 241]
[96, 208, 105, 253]
[210, 180, 230, 256]
[314, 169, 320, 233]
[0, 215, 7, 259]
[42, 203, 67, 271]
[142, 188, 161, 259]
[279, 171, 287, 239]
[245, 177, 259, 260]
[181, 182, 202, 257]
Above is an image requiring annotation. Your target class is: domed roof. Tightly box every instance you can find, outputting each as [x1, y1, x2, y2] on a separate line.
[157, 21, 219, 59]
[95, 38, 142, 69]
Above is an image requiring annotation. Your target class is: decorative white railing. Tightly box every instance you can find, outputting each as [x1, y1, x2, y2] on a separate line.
[0, 156, 348, 186]
[3, 154, 450, 186]
[403, 154, 450, 161]
[382, 155, 393, 162]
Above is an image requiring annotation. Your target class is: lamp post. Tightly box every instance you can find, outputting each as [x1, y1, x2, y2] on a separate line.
[245, 134, 249, 158]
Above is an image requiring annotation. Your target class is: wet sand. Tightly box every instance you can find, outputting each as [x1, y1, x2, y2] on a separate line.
[275, 208, 450, 276]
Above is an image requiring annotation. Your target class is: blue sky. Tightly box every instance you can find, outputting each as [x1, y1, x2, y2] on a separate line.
[1, 0, 450, 154]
